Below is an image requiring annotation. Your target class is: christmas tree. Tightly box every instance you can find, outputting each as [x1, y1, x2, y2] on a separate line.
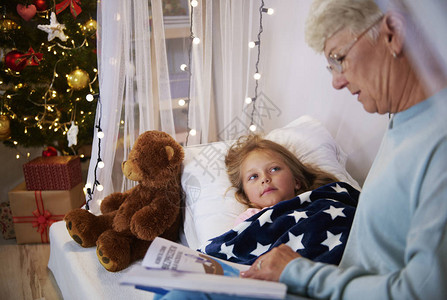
[0, 0, 98, 156]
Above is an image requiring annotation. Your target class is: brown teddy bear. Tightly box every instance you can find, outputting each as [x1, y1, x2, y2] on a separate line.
[64, 130, 184, 272]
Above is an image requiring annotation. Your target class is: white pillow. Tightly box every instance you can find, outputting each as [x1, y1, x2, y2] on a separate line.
[265, 115, 359, 189]
[180, 115, 359, 250]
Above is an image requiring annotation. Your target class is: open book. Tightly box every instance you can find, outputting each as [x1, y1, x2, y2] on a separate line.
[119, 237, 287, 299]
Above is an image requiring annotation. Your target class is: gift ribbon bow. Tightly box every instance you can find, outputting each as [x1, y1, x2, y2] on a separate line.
[56, 0, 82, 18]
[14, 48, 43, 68]
[13, 191, 65, 243]
[32, 208, 56, 234]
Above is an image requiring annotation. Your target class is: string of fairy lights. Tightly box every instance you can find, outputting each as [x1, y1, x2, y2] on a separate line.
[85, 0, 201, 208]
[84, 92, 101, 210]
[84, 0, 273, 208]
[179, 0, 273, 143]
[180, 0, 199, 146]
[246, 0, 274, 132]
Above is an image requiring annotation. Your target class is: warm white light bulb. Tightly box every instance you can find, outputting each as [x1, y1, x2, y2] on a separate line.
[86, 94, 94, 102]
[189, 129, 197, 136]
[180, 64, 188, 71]
[98, 161, 105, 169]
[249, 124, 257, 132]
[178, 99, 186, 106]
[248, 41, 258, 48]
[191, 0, 198, 7]
[97, 184, 104, 192]
[193, 37, 200, 44]
[253, 73, 261, 80]
[97, 131, 104, 139]
[263, 8, 274, 15]
[245, 97, 253, 104]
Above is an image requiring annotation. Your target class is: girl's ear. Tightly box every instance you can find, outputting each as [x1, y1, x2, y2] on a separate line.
[381, 11, 405, 57]
[295, 179, 301, 192]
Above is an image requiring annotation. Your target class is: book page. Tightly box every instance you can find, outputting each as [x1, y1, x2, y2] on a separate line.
[121, 238, 287, 299]
[121, 265, 287, 299]
[142, 237, 249, 276]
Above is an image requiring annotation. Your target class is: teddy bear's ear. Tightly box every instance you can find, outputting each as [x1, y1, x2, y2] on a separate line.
[165, 145, 175, 161]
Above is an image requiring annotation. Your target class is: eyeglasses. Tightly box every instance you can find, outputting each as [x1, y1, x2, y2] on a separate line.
[327, 17, 383, 74]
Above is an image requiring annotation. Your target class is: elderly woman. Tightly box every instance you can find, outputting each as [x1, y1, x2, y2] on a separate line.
[158, 0, 447, 299]
[240, 0, 447, 299]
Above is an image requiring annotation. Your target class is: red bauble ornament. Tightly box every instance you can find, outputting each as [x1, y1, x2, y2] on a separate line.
[5, 50, 27, 72]
[34, 0, 48, 12]
[42, 146, 58, 157]
[16, 4, 37, 21]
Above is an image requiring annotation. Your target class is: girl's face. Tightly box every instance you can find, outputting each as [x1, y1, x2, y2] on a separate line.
[240, 149, 300, 209]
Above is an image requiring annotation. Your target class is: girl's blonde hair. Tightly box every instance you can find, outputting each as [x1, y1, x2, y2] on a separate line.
[225, 134, 338, 207]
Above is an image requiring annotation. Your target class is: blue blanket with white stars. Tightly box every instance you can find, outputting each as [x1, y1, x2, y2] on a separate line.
[199, 182, 359, 265]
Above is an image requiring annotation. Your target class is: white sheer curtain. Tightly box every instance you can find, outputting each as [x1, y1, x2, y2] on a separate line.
[174, 0, 258, 145]
[86, 0, 260, 214]
[185, 0, 215, 145]
[213, 1, 260, 141]
[86, 0, 178, 214]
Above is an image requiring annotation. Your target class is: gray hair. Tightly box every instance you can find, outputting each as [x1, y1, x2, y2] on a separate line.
[305, 0, 384, 53]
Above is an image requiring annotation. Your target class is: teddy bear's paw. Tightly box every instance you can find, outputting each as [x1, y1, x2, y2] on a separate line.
[64, 209, 100, 247]
[101, 192, 128, 213]
[96, 230, 131, 272]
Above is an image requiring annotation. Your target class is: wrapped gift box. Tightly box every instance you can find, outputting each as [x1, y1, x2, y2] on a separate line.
[23, 155, 82, 190]
[9, 182, 85, 244]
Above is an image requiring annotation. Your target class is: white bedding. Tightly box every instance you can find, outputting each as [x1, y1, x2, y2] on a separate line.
[48, 116, 359, 299]
[181, 116, 360, 249]
[48, 221, 152, 300]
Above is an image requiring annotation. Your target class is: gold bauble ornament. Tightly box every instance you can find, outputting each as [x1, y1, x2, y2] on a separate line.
[67, 68, 90, 90]
[0, 115, 11, 141]
[0, 18, 21, 33]
[82, 19, 97, 36]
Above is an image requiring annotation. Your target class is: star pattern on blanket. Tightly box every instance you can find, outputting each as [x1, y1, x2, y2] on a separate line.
[286, 232, 305, 251]
[201, 182, 359, 265]
[233, 220, 251, 234]
[324, 205, 346, 220]
[321, 231, 343, 251]
[332, 183, 349, 194]
[288, 210, 308, 222]
[257, 209, 274, 226]
[299, 191, 312, 204]
[219, 243, 237, 260]
[250, 242, 271, 256]
[198, 240, 212, 253]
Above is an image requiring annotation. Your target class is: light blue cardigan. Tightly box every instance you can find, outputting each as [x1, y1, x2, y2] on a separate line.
[281, 88, 447, 299]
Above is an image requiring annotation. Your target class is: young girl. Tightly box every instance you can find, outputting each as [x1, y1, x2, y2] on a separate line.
[199, 134, 358, 266]
[225, 134, 338, 225]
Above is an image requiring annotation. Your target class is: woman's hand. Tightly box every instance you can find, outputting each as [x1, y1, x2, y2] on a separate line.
[240, 244, 301, 281]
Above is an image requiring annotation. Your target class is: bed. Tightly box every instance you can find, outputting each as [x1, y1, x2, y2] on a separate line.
[48, 115, 361, 299]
